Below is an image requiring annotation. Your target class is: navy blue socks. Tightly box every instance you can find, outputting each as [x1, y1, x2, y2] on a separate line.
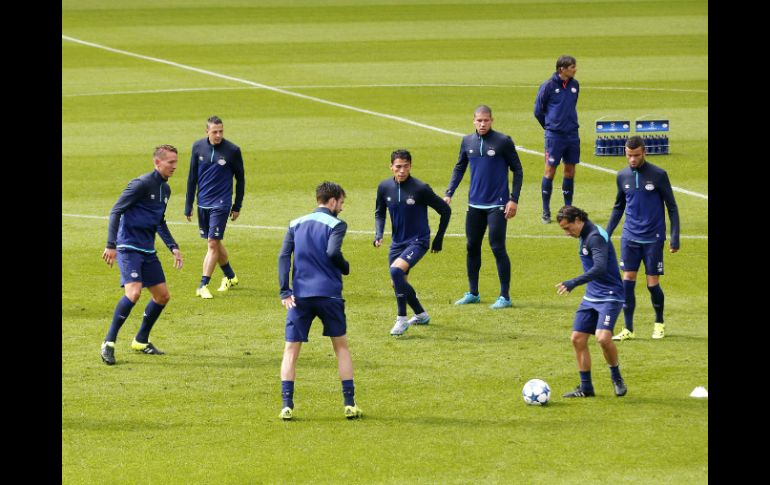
[390, 266, 408, 317]
[281, 380, 295, 409]
[541, 176, 553, 214]
[135, 300, 165, 344]
[105, 296, 136, 342]
[648, 284, 664, 322]
[623, 280, 636, 332]
[342, 379, 355, 407]
[609, 365, 622, 382]
[562, 177, 574, 206]
[200, 275, 211, 288]
[579, 370, 594, 391]
[221, 262, 236, 279]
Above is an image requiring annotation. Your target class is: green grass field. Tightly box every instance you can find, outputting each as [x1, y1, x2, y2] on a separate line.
[62, 0, 708, 483]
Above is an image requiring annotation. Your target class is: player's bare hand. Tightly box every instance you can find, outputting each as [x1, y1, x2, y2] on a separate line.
[373, 239, 382, 248]
[504, 201, 518, 219]
[230, 211, 240, 221]
[185, 215, 192, 222]
[443, 196, 452, 205]
[282, 295, 296, 309]
[102, 248, 117, 268]
[172, 248, 184, 269]
[556, 282, 570, 295]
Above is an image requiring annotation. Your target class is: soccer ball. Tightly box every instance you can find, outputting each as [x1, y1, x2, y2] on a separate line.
[522, 378, 551, 405]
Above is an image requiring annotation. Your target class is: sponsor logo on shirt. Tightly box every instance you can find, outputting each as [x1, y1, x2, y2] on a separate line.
[487, 149, 496, 156]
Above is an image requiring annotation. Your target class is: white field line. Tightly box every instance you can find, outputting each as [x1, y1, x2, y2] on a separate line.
[61, 213, 709, 239]
[62, 83, 708, 98]
[61, 35, 709, 201]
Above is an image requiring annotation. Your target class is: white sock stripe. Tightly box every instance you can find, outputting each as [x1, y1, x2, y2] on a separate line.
[62, 35, 708, 201]
[61, 213, 708, 239]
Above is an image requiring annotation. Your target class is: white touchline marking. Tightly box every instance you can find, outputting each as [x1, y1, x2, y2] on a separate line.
[62, 84, 708, 97]
[62, 35, 708, 201]
[61, 213, 708, 239]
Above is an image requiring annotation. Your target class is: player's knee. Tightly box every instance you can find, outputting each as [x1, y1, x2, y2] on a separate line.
[596, 332, 613, 347]
[489, 242, 507, 257]
[389, 266, 405, 279]
[124, 285, 141, 302]
[155, 292, 171, 305]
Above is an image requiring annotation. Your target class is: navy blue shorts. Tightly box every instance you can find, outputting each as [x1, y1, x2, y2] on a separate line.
[545, 136, 580, 166]
[285, 297, 347, 342]
[620, 239, 664, 275]
[388, 241, 429, 271]
[117, 249, 166, 288]
[197, 207, 230, 240]
[573, 300, 623, 334]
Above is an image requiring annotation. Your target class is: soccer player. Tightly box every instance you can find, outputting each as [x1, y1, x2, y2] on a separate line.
[555, 205, 627, 398]
[444, 105, 524, 309]
[534, 55, 580, 224]
[277, 182, 362, 420]
[374, 149, 451, 336]
[185, 115, 245, 299]
[100, 145, 184, 365]
[606, 135, 680, 341]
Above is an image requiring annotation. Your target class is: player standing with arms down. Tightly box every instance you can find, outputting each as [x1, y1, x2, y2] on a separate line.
[277, 182, 362, 420]
[607, 135, 680, 341]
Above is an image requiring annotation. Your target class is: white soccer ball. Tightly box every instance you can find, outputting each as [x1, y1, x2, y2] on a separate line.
[522, 378, 551, 405]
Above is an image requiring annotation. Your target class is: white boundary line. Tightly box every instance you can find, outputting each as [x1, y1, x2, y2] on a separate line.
[61, 34, 708, 201]
[62, 84, 708, 98]
[61, 213, 708, 239]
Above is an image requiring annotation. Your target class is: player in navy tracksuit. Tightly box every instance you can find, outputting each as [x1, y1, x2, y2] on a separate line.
[277, 182, 361, 420]
[374, 149, 451, 336]
[534, 55, 580, 224]
[100, 145, 184, 365]
[185, 115, 245, 299]
[555, 205, 627, 398]
[606, 135, 680, 341]
[444, 105, 523, 309]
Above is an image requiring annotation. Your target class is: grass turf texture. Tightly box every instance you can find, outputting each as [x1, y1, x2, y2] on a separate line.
[62, 0, 708, 482]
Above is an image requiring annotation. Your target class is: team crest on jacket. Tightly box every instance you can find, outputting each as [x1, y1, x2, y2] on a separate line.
[150, 194, 155, 199]
[218, 158, 227, 166]
[487, 149, 496, 156]
[406, 196, 416, 205]
[198, 156, 204, 161]
[555, 88, 560, 93]
[571, 87, 577, 93]
[645, 183, 655, 191]
[582, 247, 589, 255]
[164, 197, 168, 204]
